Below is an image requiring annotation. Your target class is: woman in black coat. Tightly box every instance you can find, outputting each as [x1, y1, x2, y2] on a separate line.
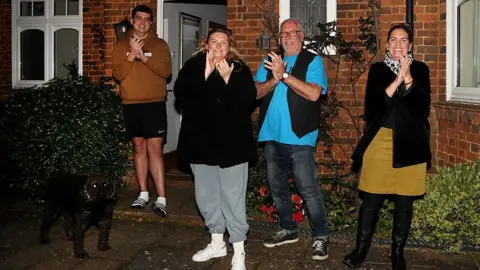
[173, 28, 257, 270]
[344, 24, 431, 270]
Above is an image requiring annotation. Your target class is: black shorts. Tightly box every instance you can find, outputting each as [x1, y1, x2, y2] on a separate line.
[122, 102, 167, 139]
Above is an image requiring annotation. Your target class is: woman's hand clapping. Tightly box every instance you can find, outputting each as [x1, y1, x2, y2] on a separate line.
[216, 59, 234, 84]
[205, 51, 216, 80]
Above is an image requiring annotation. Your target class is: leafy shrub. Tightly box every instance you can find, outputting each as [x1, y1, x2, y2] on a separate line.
[320, 173, 359, 233]
[411, 159, 480, 252]
[0, 76, 130, 202]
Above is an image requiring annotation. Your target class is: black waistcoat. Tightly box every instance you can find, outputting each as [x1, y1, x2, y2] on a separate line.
[259, 49, 320, 138]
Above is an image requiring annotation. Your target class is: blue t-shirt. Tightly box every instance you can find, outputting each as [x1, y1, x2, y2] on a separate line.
[254, 54, 328, 147]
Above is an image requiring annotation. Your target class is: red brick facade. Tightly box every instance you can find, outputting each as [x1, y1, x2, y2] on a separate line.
[0, 0, 478, 169]
[227, 0, 479, 170]
[0, 1, 12, 95]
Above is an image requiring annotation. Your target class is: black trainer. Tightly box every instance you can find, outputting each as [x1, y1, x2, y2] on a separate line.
[131, 197, 149, 209]
[263, 230, 299, 248]
[312, 238, 329, 261]
[152, 201, 167, 218]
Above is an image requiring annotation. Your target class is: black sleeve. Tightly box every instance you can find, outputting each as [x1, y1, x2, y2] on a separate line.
[398, 62, 431, 116]
[173, 57, 206, 103]
[384, 90, 393, 104]
[222, 64, 257, 109]
[364, 63, 389, 123]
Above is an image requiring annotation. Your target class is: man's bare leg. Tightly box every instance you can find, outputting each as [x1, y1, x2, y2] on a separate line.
[147, 137, 167, 217]
[146, 137, 166, 198]
[131, 137, 149, 208]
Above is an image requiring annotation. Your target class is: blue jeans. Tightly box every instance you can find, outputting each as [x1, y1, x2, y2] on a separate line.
[264, 141, 329, 238]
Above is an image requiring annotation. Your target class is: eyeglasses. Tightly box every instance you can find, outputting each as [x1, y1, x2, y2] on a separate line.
[279, 30, 302, 38]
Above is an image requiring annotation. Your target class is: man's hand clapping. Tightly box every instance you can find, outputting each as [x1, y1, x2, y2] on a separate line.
[128, 38, 144, 61]
[264, 51, 287, 82]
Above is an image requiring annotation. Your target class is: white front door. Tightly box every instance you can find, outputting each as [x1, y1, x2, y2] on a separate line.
[157, 0, 179, 154]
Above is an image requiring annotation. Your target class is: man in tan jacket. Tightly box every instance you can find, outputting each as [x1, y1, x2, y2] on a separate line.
[113, 5, 172, 217]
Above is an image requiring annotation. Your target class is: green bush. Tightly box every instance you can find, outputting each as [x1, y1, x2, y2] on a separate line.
[411, 159, 480, 252]
[0, 76, 130, 202]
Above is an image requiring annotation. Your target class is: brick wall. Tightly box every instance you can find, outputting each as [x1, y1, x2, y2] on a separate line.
[229, 0, 480, 171]
[434, 103, 480, 166]
[0, 1, 12, 97]
[227, 0, 278, 74]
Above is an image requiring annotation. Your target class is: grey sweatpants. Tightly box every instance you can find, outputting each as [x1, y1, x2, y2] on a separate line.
[191, 163, 249, 244]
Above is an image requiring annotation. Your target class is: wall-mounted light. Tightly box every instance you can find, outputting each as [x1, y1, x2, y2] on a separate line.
[114, 19, 131, 41]
[256, 28, 271, 50]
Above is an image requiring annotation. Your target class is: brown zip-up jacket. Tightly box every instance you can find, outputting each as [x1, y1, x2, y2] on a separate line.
[112, 30, 172, 104]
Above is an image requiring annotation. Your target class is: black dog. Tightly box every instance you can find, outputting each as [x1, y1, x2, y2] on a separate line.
[39, 174, 116, 258]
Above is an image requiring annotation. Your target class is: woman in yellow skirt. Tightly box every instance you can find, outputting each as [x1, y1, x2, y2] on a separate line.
[344, 24, 432, 270]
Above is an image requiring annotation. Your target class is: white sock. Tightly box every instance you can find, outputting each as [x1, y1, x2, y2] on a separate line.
[139, 191, 149, 201]
[156, 196, 166, 206]
[233, 241, 245, 254]
[211, 233, 224, 246]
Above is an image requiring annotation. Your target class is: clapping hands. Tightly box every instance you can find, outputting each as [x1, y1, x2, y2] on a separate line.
[216, 59, 234, 84]
[264, 51, 287, 82]
[205, 51, 216, 80]
[395, 53, 412, 86]
[128, 38, 145, 61]
[204, 51, 234, 84]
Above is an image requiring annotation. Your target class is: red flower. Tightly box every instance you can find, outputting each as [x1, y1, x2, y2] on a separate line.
[267, 205, 276, 214]
[268, 216, 274, 223]
[259, 205, 268, 213]
[293, 211, 304, 222]
[291, 194, 303, 204]
[259, 186, 268, 197]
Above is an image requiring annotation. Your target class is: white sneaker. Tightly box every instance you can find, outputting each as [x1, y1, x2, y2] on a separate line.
[192, 243, 227, 262]
[231, 252, 246, 270]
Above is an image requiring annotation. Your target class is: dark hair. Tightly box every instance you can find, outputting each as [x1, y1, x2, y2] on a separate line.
[387, 23, 412, 42]
[132, 5, 154, 21]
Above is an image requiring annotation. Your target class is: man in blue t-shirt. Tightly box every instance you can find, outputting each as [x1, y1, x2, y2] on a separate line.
[255, 18, 330, 261]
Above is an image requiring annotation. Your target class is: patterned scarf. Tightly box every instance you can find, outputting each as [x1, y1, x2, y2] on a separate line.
[383, 51, 414, 75]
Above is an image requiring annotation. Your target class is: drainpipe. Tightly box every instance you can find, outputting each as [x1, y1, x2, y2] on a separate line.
[406, 0, 414, 54]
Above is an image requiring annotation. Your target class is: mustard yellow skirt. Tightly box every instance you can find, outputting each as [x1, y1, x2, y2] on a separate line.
[359, 128, 426, 196]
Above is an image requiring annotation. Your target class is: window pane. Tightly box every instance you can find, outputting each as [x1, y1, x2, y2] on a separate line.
[290, 0, 327, 36]
[67, 0, 79, 15]
[457, 0, 480, 87]
[54, 0, 79, 15]
[21, 29, 44, 80]
[33, 1, 45, 16]
[20, 2, 32, 16]
[54, 29, 79, 78]
[20, 1, 45, 16]
[54, 0, 66, 15]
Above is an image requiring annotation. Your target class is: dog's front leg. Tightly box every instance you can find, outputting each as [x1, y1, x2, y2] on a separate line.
[97, 202, 114, 251]
[39, 203, 58, 245]
[73, 212, 89, 258]
[63, 212, 74, 241]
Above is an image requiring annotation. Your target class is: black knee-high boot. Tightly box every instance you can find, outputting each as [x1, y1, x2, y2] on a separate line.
[343, 194, 383, 269]
[391, 196, 414, 270]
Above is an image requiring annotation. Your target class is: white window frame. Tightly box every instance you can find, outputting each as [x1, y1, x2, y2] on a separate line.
[279, 0, 337, 55]
[446, 0, 480, 103]
[12, 0, 83, 88]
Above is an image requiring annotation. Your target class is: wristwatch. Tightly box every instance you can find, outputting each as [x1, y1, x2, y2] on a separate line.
[282, 72, 289, 81]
